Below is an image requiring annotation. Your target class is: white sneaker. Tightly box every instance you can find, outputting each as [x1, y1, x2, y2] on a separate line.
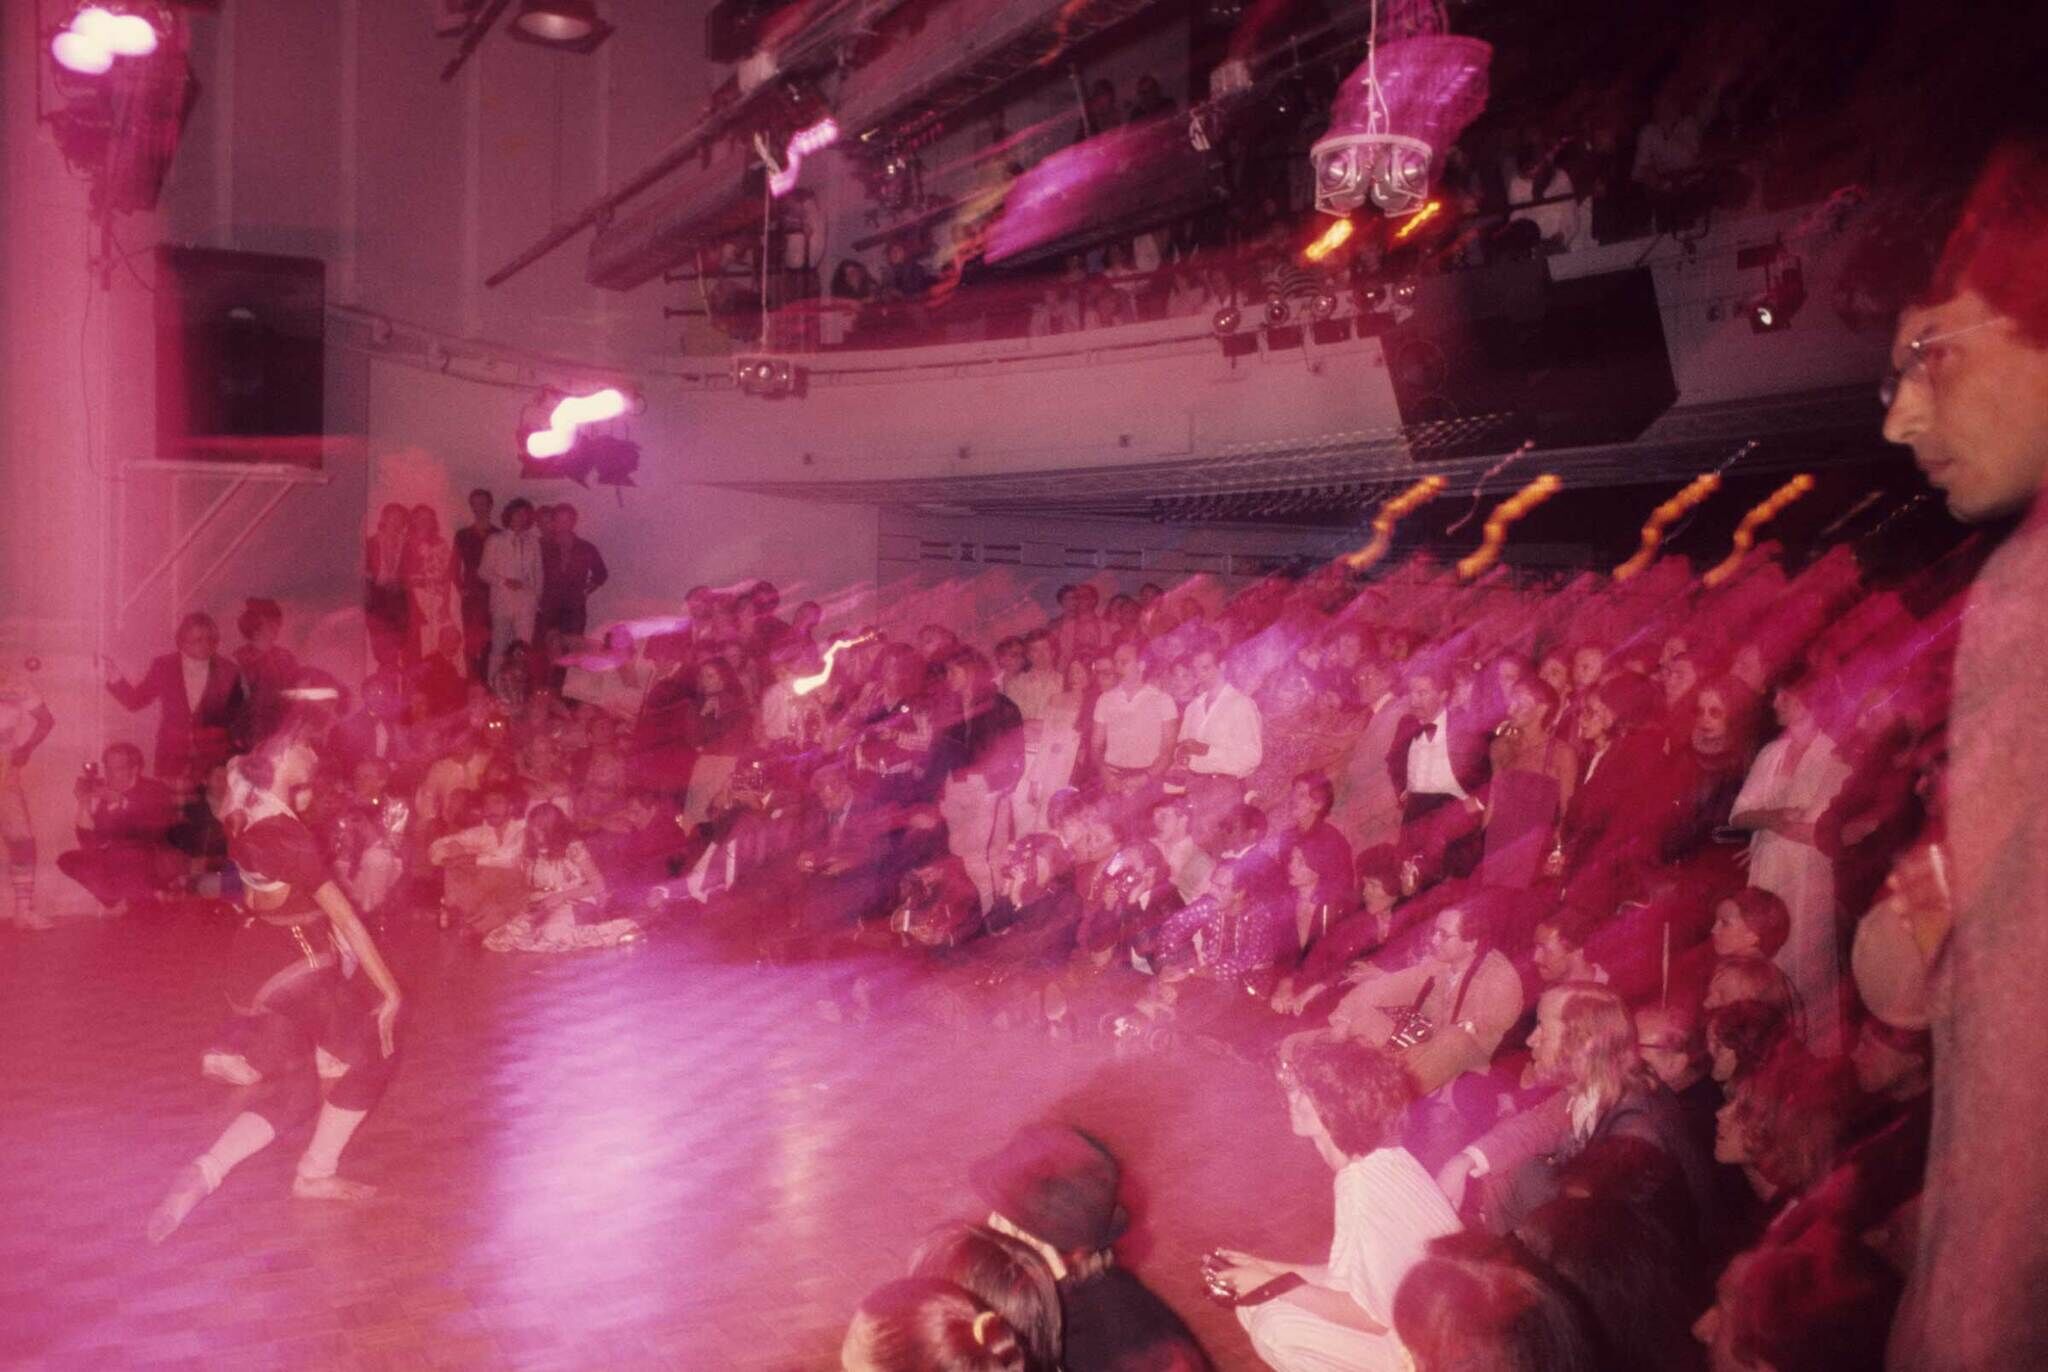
[200, 1051, 262, 1086]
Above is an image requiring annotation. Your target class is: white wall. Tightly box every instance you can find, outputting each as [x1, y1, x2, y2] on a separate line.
[365, 358, 882, 632]
[161, 0, 719, 364]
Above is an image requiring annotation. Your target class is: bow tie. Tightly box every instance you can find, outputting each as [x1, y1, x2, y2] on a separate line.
[1419, 722, 1438, 739]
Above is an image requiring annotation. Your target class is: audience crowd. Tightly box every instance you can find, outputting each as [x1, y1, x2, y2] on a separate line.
[51, 466, 1962, 1368]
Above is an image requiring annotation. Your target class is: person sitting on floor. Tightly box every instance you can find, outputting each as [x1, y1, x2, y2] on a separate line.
[58, 742, 179, 917]
[1211, 1037, 1461, 1372]
[968, 1123, 1212, 1372]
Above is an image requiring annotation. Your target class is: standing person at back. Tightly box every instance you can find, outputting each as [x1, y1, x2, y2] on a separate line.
[453, 488, 497, 679]
[1877, 138, 2048, 1372]
[480, 498, 543, 677]
[539, 503, 609, 644]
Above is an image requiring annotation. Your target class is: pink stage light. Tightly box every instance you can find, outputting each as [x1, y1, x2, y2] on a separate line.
[525, 387, 629, 460]
[51, 29, 114, 73]
[75, 6, 160, 56]
[768, 117, 839, 198]
[51, 6, 159, 73]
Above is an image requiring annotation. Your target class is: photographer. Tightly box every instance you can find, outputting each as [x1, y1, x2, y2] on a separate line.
[57, 743, 179, 916]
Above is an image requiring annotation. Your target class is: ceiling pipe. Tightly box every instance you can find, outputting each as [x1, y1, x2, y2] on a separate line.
[441, 0, 515, 82]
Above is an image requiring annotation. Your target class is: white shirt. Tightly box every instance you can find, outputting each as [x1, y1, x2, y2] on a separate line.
[429, 818, 527, 870]
[180, 654, 212, 714]
[1405, 709, 1468, 800]
[1179, 681, 1262, 778]
[1323, 1148, 1462, 1324]
[480, 529, 543, 603]
[1093, 682, 1179, 769]
[1158, 833, 1216, 903]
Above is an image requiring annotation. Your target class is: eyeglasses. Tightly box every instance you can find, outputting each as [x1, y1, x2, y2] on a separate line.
[1879, 318, 2004, 409]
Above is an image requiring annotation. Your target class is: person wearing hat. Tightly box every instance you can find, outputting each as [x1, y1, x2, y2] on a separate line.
[970, 1124, 1211, 1372]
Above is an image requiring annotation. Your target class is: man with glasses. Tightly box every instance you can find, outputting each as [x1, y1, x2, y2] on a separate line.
[1879, 140, 2048, 1372]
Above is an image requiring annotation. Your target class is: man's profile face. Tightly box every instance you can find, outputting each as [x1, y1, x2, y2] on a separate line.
[1883, 289, 2048, 522]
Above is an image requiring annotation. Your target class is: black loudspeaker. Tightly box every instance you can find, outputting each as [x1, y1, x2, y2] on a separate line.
[155, 247, 324, 466]
[1383, 265, 1677, 461]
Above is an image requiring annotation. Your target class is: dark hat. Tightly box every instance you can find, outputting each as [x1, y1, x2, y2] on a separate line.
[969, 1124, 1130, 1254]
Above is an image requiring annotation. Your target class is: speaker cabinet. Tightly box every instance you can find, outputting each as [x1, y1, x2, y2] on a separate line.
[154, 246, 325, 467]
[1384, 265, 1677, 461]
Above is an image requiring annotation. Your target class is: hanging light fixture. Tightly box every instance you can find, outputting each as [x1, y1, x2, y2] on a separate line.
[509, 0, 612, 51]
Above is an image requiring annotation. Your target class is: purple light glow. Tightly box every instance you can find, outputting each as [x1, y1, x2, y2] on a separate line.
[525, 387, 630, 460]
[769, 117, 840, 198]
[51, 6, 159, 74]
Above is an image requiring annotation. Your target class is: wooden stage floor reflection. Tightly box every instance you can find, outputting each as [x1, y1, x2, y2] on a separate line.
[0, 916, 1335, 1369]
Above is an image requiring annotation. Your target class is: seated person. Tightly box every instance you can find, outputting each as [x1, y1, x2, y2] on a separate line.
[1323, 902, 1523, 1100]
[982, 832, 1083, 970]
[1076, 841, 1184, 971]
[1211, 1039, 1460, 1372]
[1438, 982, 1712, 1237]
[57, 742, 178, 915]
[884, 845, 983, 951]
[1271, 845, 1416, 1018]
[1392, 1231, 1604, 1372]
[484, 802, 637, 953]
[426, 784, 527, 932]
[1148, 795, 1215, 904]
[1691, 1229, 1900, 1372]
[1529, 904, 1611, 988]
[969, 1123, 1212, 1372]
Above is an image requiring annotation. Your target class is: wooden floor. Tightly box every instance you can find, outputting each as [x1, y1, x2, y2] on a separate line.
[0, 912, 1337, 1370]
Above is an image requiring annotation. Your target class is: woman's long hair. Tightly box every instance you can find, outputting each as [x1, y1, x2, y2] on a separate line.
[1541, 982, 1645, 1123]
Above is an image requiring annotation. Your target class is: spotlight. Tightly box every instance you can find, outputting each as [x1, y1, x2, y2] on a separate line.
[523, 386, 629, 459]
[1392, 280, 1417, 305]
[764, 116, 838, 197]
[508, 0, 612, 52]
[1310, 35, 1490, 219]
[1748, 260, 1806, 333]
[1311, 290, 1339, 321]
[734, 355, 800, 397]
[1212, 306, 1241, 335]
[50, 4, 162, 74]
[1264, 296, 1290, 327]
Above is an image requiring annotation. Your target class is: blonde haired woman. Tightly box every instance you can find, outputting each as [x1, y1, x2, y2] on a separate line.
[1436, 982, 1709, 1233]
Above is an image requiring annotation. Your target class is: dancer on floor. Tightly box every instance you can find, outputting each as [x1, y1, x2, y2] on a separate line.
[146, 726, 403, 1244]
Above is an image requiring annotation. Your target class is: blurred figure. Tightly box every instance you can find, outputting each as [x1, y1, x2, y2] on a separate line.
[57, 742, 175, 918]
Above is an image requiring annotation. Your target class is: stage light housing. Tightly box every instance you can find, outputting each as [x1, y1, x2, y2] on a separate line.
[1264, 297, 1290, 327]
[733, 355, 800, 398]
[1212, 306, 1241, 336]
[50, 4, 163, 74]
[1748, 260, 1806, 333]
[1311, 35, 1490, 219]
[509, 0, 613, 51]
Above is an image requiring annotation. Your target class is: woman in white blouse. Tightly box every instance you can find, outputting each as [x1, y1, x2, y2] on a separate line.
[1211, 1037, 1461, 1372]
[1729, 677, 1853, 1053]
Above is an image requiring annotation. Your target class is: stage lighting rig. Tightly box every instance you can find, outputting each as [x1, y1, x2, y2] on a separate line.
[518, 386, 640, 485]
[507, 0, 613, 53]
[1749, 259, 1807, 333]
[42, 3, 195, 233]
[733, 356, 801, 398]
[1310, 21, 1490, 220]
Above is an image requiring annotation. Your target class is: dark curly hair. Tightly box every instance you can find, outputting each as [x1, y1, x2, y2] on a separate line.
[1282, 1037, 1414, 1158]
